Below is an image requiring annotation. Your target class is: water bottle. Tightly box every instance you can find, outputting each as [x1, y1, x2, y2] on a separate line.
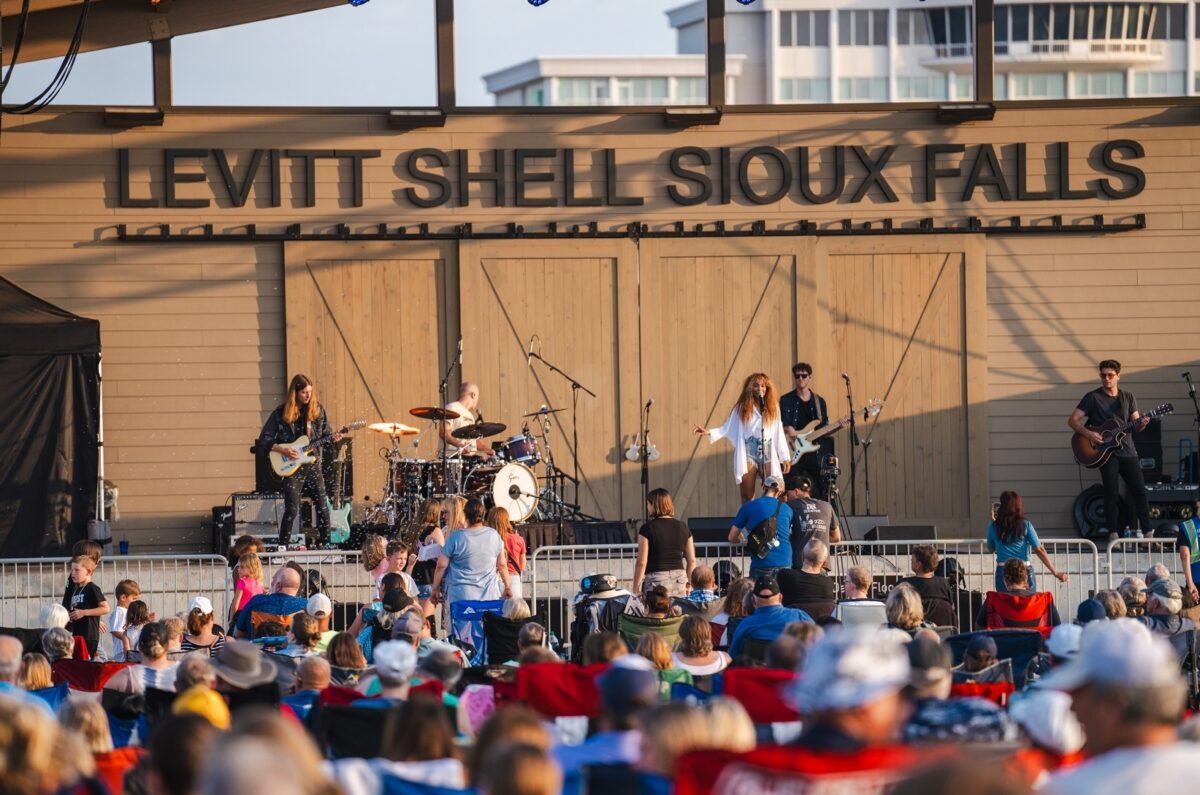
[118, 536, 129, 555]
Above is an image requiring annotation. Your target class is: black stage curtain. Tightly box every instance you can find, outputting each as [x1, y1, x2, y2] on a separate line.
[0, 277, 100, 557]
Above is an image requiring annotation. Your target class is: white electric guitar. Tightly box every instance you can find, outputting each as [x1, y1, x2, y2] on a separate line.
[269, 420, 366, 477]
[788, 399, 883, 464]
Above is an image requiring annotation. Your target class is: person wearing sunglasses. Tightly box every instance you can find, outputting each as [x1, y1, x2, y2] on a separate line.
[780, 363, 832, 498]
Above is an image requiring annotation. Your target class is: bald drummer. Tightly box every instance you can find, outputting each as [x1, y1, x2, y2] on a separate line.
[439, 381, 496, 458]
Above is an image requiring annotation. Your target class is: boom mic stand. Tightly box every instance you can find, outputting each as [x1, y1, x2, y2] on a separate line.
[640, 399, 653, 524]
[843, 373, 860, 515]
[1185, 372, 1200, 482]
[437, 339, 463, 499]
[529, 348, 597, 519]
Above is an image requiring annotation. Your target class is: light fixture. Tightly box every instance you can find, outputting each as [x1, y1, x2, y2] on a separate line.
[935, 102, 995, 124]
[348, 0, 370, 6]
[528, 0, 550, 5]
[387, 108, 448, 130]
[663, 106, 722, 127]
[735, 0, 758, 4]
[103, 107, 165, 127]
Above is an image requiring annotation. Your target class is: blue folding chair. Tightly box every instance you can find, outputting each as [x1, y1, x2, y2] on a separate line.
[449, 599, 505, 664]
[29, 682, 70, 712]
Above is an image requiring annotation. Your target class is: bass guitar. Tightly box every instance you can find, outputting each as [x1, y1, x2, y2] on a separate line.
[1071, 403, 1173, 468]
[269, 420, 366, 477]
[789, 399, 883, 465]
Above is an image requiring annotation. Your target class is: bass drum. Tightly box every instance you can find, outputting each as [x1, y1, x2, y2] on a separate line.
[464, 462, 539, 523]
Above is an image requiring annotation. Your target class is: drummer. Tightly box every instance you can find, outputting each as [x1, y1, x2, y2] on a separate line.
[440, 381, 496, 458]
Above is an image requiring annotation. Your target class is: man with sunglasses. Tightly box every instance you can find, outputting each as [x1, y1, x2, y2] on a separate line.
[781, 363, 832, 498]
[1067, 359, 1152, 538]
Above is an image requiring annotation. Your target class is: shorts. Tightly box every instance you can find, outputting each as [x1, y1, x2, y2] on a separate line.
[642, 568, 688, 598]
[418, 584, 434, 600]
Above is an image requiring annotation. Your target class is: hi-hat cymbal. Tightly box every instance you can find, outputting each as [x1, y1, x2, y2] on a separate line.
[452, 422, 507, 440]
[522, 406, 565, 418]
[410, 406, 460, 421]
[368, 422, 419, 437]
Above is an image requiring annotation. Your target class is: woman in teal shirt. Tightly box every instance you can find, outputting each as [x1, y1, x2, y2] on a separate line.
[986, 491, 1068, 592]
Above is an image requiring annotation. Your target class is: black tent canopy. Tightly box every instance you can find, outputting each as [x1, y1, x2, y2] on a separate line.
[0, 276, 101, 557]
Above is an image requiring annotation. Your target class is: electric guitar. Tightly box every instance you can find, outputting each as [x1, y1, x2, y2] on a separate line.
[789, 399, 883, 465]
[269, 420, 366, 477]
[1071, 403, 1172, 468]
[326, 447, 352, 545]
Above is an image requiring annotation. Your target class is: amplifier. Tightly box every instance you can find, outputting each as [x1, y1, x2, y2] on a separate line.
[688, 517, 736, 544]
[1146, 482, 1199, 526]
[864, 525, 937, 542]
[231, 492, 303, 545]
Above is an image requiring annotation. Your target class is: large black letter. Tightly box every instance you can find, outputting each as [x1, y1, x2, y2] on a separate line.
[1056, 142, 1091, 200]
[667, 147, 712, 206]
[564, 149, 602, 207]
[1015, 143, 1054, 200]
[850, 146, 898, 203]
[404, 149, 452, 208]
[118, 149, 157, 208]
[1096, 139, 1146, 200]
[213, 149, 265, 207]
[458, 149, 506, 207]
[605, 149, 644, 206]
[962, 144, 1012, 201]
[796, 146, 845, 204]
[514, 149, 557, 207]
[164, 149, 210, 208]
[737, 147, 792, 205]
[924, 144, 965, 202]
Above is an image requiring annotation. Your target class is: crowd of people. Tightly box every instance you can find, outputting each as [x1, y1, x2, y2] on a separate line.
[1, 484, 1199, 795]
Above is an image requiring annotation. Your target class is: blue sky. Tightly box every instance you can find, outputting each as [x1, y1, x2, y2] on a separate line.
[3, 0, 685, 107]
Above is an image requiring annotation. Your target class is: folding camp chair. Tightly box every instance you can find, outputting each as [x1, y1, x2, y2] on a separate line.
[516, 662, 607, 718]
[29, 682, 70, 711]
[982, 592, 1055, 638]
[617, 613, 684, 651]
[51, 660, 132, 691]
[449, 599, 506, 663]
[946, 629, 1043, 688]
[482, 611, 545, 664]
[721, 667, 800, 723]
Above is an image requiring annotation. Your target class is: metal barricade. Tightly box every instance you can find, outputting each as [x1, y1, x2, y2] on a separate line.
[0, 555, 231, 630]
[1105, 538, 1186, 589]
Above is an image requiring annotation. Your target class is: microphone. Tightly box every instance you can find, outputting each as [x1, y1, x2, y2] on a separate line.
[1183, 372, 1192, 380]
[645, 398, 654, 410]
[527, 337, 535, 365]
[841, 372, 850, 383]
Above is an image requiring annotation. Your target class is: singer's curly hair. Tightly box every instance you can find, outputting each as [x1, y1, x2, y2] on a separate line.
[735, 373, 779, 425]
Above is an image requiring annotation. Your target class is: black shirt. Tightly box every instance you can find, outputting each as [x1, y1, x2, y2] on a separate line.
[778, 569, 836, 618]
[638, 517, 691, 573]
[62, 581, 105, 656]
[257, 404, 332, 462]
[779, 390, 833, 457]
[1075, 388, 1138, 458]
[899, 575, 958, 627]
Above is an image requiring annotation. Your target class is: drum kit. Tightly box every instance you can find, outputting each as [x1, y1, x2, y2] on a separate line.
[362, 404, 581, 533]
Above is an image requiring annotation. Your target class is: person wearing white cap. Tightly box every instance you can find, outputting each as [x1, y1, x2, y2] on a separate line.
[1008, 689, 1085, 787]
[353, 641, 418, 707]
[787, 628, 913, 751]
[305, 592, 338, 653]
[1041, 619, 1200, 794]
[181, 596, 227, 658]
[1025, 623, 1082, 686]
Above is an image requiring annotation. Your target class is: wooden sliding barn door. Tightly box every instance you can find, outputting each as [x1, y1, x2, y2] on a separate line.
[284, 241, 457, 511]
[457, 239, 640, 523]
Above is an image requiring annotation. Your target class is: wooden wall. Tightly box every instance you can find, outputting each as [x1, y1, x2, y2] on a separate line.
[0, 106, 1198, 549]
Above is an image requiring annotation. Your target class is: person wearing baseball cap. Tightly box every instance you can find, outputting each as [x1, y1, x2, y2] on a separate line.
[1026, 623, 1083, 686]
[727, 474, 794, 578]
[304, 593, 338, 652]
[728, 572, 813, 658]
[1133, 578, 1196, 640]
[1040, 619, 1200, 794]
[181, 596, 227, 658]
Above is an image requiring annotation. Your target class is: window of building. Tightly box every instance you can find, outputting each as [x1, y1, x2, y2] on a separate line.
[896, 10, 929, 44]
[929, 6, 974, 55]
[557, 78, 612, 106]
[781, 10, 830, 46]
[1073, 3, 1091, 37]
[837, 9, 888, 46]
[1053, 3, 1073, 37]
[954, 73, 975, 99]
[896, 74, 949, 99]
[1033, 4, 1052, 39]
[2, 43, 153, 107]
[837, 76, 888, 100]
[779, 77, 832, 102]
[995, 74, 1009, 100]
[525, 84, 546, 106]
[1013, 4, 1032, 40]
[673, 77, 706, 103]
[1012, 72, 1067, 97]
[1074, 70, 1126, 95]
[1132, 69, 1185, 93]
[616, 77, 669, 105]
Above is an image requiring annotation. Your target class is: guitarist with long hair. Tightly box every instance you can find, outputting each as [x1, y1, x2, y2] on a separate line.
[1068, 359, 1152, 538]
[258, 374, 342, 546]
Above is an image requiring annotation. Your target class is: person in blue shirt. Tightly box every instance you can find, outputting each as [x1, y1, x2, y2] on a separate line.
[281, 655, 331, 721]
[728, 475, 794, 576]
[728, 574, 813, 658]
[985, 491, 1067, 593]
[234, 567, 308, 638]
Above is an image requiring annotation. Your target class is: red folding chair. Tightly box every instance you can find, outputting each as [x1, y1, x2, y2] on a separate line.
[950, 681, 1016, 707]
[721, 668, 800, 723]
[517, 662, 608, 718]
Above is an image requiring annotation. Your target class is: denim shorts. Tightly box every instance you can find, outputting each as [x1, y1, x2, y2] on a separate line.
[417, 584, 433, 600]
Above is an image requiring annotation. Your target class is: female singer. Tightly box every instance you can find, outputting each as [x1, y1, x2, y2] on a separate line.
[694, 373, 790, 502]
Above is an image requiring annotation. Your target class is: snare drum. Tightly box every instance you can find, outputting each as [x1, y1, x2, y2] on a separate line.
[463, 461, 539, 523]
[498, 434, 541, 465]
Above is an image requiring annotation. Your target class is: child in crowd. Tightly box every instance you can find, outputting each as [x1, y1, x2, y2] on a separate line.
[384, 540, 419, 597]
[362, 534, 389, 598]
[112, 600, 151, 662]
[107, 579, 141, 661]
[229, 552, 265, 628]
[61, 554, 110, 658]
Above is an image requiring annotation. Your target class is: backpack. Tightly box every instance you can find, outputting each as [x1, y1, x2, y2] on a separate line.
[747, 498, 784, 559]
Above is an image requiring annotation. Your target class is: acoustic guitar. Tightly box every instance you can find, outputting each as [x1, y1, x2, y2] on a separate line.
[1071, 403, 1172, 468]
[269, 420, 366, 477]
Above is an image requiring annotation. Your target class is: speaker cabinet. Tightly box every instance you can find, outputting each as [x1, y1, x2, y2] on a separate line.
[688, 517, 736, 544]
[864, 525, 938, 542]
[231, 492, 303, 544]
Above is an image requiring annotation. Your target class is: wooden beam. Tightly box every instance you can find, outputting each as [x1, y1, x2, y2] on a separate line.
[151, 36, 170, 108]
[2, 0, 344, 63]
[705, 0, 725, 107]
[435, 0, 454, 110]
[974, 0, 995, 104]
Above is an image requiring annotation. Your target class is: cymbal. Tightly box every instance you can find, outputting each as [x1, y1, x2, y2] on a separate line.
[452, 422, 507, 440]
[522, 406, 565, 418]
[410, 406, 460, 421]
[368, 422, 419, 437]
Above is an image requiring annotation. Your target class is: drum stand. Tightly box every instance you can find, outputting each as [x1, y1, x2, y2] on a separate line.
[531, 412, 591, 521]
[363, 438, 409, 535]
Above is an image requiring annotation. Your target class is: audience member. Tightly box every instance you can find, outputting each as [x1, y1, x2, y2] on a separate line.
[208, 639, 278, 706]
[276, 612, 322, 658]
[765, 635, 805, 670]
[786, 473, 841, 548]
[632, 487, 696, 598]
[18, 653, 52, 692]
[229, 551, 265, 628]
[580, 631, 627, 666]
[712, 577, 755, 642]
[1026, 623, 1082, 685]
[359, 589, 415, 663]
[0, 694, 74, 794]
[1042, 620, 1200, 793]
[0, 636, 52, 713]
[1117, 576, 1148, 617]
[142, 714, 221, 795]
[162, 615, 188, 660]
[325, 630, 368, 685]
[282, 655, 330, 720]
[197, 707, 337, 795]
[62, 554, 110, 659]
[702, 697, 757, 752]
[728, 475, 794, 577]
[58, 699, 142, 794]
[304, 593, 337, 652]
[233, 566, 307, 639]
[505, 621, 547, 665]
[1134, 578, 1196, 639]
[180, 596, 226, 658]
[671, 614, 730, 675]
[359, 641, 417, 705]
[834, 565, 888, 627]
[1093, 589, 1127, 619]
[900, 544, 958, 627]
[904, 632, 1017, 744]
[105, 622, 179, 693]
[468, 706, 555, 788]
[415, 648, 464, 707]
[517, 647, 560, 666]
[502, 597, 532, 620]
[1007, 689, 1085, 787]
[172, 683, 232, 729]
[885, 583, 928, 636]
[778, 538, 837, 619]
[729, 574, 813, 657]
[39, 602, 70, 630]
[174, 653, 217, 692]
[40, 627, 73, 663]
[977, 559, 1061, 630]
[112, 599, 151, 662]
[675, 565, 723, 620]
[892, 759, 1032, 795]
[106, 579, 140, 660]
[1075, 598, 1108, 625]
[635, 632, 673, 671]
[639, 702, 712, 780]
[432, 497, 511, 644]
[479, 741, 562, 795]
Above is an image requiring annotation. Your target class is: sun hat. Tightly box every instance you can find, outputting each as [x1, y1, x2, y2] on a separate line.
[172, 684, 231, 730]
[596, 653, 659, 714]
[209, 639, 278, 689]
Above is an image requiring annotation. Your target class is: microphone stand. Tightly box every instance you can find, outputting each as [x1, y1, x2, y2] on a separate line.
[529, 350, 597, 519]
[759, 395, 768, 492]
[437, 341, 463, 499]
[1186, 372, 1200, 482]
[844, 376, 860, 515]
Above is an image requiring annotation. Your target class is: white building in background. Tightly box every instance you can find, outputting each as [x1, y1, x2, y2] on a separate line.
[485, 0, 1196, 105]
